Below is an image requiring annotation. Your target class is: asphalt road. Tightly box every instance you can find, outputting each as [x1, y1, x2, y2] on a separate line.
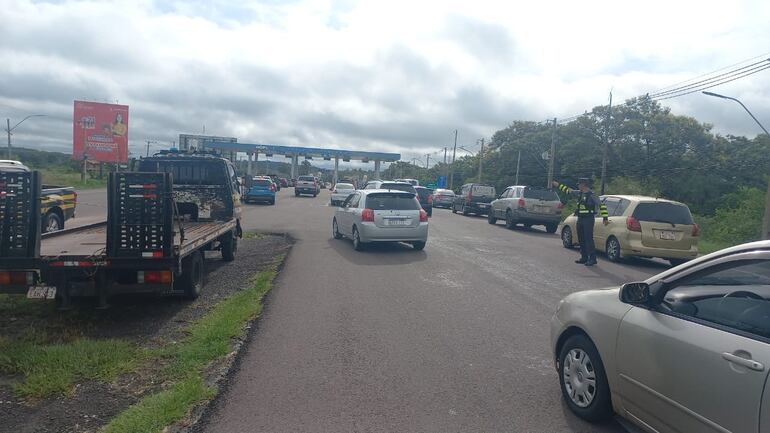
[197, 189, 666, 433]
[69, 188, 108, 229]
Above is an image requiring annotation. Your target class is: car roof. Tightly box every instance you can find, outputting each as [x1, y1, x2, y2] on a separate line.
[380, 181, 411, 185]
[360, 189, 414, 196]
[647, 240, 770, 284]
[601, 194, 686, 205]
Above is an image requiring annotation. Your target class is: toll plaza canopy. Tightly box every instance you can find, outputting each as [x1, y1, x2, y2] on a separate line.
[202, 140, 400, 181]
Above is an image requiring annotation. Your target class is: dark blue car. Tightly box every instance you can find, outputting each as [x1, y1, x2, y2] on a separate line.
[244, 178, 276, 205]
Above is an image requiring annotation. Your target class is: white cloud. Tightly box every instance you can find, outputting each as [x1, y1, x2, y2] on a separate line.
[1, 0, 769, 165]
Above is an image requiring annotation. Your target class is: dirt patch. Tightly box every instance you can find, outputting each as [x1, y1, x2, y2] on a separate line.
[0, 233, 292, 433]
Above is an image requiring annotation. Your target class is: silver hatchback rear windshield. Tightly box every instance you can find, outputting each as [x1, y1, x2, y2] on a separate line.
[365, 193, 420, 210]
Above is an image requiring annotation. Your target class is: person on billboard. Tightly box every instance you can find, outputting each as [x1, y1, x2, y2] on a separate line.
[112, 113, 127, 136]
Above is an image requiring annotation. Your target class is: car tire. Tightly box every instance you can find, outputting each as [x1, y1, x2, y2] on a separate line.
[462, 205, 469, 216]
[546, 223, 558, 234]
[668, 258, 689, 267]
[270, 199, 275, 205]
[452, 205, 457, 214]
[487, 212, 497, 224]
[412, 241, 426, 251]
[295, 191, 300, 197]
[176, 251, 204, 299]
[505, 210, 515, 229]
[332, 218, 343, 239]
[561, 226, 574, 248]
[352, 226, 364, 251]
[605, 236, 622, 262]
[43, 212, 63, 233]
[313, 193, 317, 197]
[220, 232, 237, 262]
[558, 334, 613, 422]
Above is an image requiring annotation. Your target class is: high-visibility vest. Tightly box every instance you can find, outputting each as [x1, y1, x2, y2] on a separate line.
[558, 184, 608, 218]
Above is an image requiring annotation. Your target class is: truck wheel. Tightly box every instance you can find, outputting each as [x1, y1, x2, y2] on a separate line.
[43, 212, 63, 233]
[221, 232, 237, 262]
[177, 252, 204, 299]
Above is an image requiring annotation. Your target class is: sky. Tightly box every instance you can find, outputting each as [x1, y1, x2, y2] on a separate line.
[2, 0, 770, 168]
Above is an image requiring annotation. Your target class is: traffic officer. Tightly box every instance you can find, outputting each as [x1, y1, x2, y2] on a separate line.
[552, 178, 608, 266]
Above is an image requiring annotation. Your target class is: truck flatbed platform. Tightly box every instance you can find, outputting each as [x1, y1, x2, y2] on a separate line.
[40, 221, 233, 259]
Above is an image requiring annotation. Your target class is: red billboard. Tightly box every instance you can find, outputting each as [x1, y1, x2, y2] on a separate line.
[72, 101, 129, 163]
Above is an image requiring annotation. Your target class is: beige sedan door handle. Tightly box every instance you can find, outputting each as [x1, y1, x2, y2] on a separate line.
[722, 352, 765, 372]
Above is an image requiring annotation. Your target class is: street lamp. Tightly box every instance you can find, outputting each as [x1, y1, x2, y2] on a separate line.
[703, 91, 770, 238]
[5, 115, 47, 159]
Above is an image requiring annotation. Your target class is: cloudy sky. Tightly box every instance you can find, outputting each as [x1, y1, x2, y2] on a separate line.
[2, 0, 769, 166]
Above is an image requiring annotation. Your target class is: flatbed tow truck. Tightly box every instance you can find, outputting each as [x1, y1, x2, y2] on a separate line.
[0, 151, 242, 308]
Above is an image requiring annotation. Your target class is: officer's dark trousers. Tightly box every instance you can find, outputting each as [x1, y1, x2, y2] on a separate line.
[576, 215, 596, 262]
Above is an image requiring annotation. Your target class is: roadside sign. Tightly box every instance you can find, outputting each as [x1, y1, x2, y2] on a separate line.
[437, 176, 447, 188]
[426, 183, 437, 189]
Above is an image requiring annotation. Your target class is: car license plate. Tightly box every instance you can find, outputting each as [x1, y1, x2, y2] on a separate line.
[388, 219, 409, 226]
[659, 230, 676, 240]
[26, 286, 56, 299]
[478, 203, 488, 208]
[535, 205, 549, 213]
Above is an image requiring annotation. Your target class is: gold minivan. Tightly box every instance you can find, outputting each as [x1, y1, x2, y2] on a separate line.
[559, 195, 699, 266]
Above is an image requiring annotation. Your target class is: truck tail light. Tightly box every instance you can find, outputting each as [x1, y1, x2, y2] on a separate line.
[0, 271, 34, 285]
[137, 270, 172, 284]
[419, 209, 429, 222]
[627, 216, 642, 232]
[518, 198, 526, 208]
[361, 208, 375, 222]
[692, 224, 700, 237]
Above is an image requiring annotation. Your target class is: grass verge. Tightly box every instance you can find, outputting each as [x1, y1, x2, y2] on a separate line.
[104, 268, 278, 433]
[0, 337, 137, 398]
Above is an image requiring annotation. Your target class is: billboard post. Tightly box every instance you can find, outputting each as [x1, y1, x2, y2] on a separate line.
[73, 101, 129, 164]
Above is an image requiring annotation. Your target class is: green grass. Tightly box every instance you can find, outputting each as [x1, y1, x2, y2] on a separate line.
[0, 337, 137, 398]
[243, 231, 265, 240]
[697, 238, 734, 255]
[40, 167, 108, 189]
[103, 376, 214, 433]
[104, 269, 277, 433]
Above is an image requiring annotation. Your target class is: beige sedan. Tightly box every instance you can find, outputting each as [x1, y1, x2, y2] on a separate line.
[559, 195, 699, 266]
[551, 240, 770, 432]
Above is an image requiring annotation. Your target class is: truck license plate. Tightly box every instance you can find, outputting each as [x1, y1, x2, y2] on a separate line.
[659, 230, 676, 240]
[26, 286, 57, 299]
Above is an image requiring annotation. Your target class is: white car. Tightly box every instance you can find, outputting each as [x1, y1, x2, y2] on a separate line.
[330, 182, 356, 206]
[332, 189, 428, 251]
[551, 240, 770, 432]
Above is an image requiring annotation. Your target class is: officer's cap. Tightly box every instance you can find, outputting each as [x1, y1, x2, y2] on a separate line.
[578, 178, 591, 185]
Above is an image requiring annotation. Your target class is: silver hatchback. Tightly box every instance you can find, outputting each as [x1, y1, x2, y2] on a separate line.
[332, 189, 428, 251]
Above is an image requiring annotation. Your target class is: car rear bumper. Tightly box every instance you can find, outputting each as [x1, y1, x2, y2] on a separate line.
[434, 199, 453, 207]
[621, 236, 699, 259]
[512, 210, 562, 225]
[296, 188, 317, 194]
[245, 192, 275, 201]
[331, 193, 353, 202]
[358, 222, 428, 242]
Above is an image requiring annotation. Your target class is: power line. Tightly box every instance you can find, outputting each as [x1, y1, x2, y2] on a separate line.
[653, 64, 770, 101]
[649, 59, 770, 98]
[650, 51, 770, 94]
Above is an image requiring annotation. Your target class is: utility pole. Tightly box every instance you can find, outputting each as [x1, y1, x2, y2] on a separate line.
[443, 147, 448, 187]
[547, 118, 557, 188]
[477, 138, 484, 182]
[5, 119, 10, 159]
[426, 153, 430, 169]
[515, 150, 521, 185]
[449, 129, 458, 190]
[600, 91, 612, 195]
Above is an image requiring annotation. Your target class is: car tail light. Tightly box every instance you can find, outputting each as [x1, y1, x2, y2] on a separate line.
[0, 271, 34, 285]
[427, 194, 433, 204]
[518, 198, 526, 208]
[692, 224, 700, 237]
[419, 209, 429, 222]
[627, 216, 642, 232]
[270, 184, 276, 192]
[361, 208, 375, 222]
[557, 202, 564, 209]
[73, 190, 78, 203]
[137, 270, 172, 284]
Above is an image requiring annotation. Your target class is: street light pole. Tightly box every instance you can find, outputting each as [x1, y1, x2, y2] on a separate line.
[449, 130, 458, 190]
[703, 91, 770, 238]
[5, 114, 46, 159]
[477, 138, 484, 182]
